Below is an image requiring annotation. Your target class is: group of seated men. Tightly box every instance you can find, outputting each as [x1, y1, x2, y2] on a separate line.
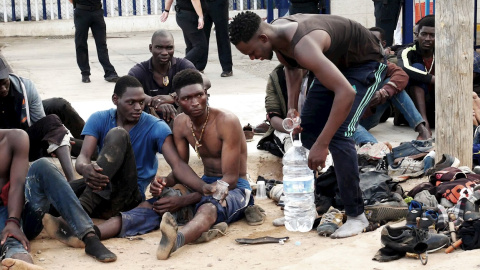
[0, 29, 264, 269]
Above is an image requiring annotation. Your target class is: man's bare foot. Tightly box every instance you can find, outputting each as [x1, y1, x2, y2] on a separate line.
[415, 124, 432, 140]
[1, 258, 45, 270]
[156, 212, 178, 260]
[42, 213, 85, 248]
[331, 213, 369, 239]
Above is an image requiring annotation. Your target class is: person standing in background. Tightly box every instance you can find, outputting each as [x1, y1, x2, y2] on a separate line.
[203, 0, 234, 77]
[160, 0, 208, 72]
[70, 0, 120, 83]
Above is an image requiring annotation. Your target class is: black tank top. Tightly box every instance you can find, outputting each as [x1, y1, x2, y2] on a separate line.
[273, 14, 383, 69]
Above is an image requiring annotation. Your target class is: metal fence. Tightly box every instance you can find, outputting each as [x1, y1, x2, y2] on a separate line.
[1, 0, 270, 22]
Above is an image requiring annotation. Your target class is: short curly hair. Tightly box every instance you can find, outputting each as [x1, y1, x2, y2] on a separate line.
[114, 75, 143, 97]
[229, 11, 262, 45]
[173, 69, 204, 94]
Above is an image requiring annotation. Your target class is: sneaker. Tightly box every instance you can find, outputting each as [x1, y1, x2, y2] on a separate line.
[221, 71, 233, 77]
[364, 204, 408, 222]
[272, 216, 285, 227]
[243, 123, 254, 142]
[269, 184, 283, 202]
[316, 206, 343, 237]
[244, 205, 266, 226]
[381, 225, 449, 254]
[426, 154, 460, 175]
[82, 75, 91, 83]
[388, 157, 424, 179]
[253, 121, 270, 134]
[418, 210, 438, 232]
[105, 74, 120, 83]
[406, 200, 423, 228]
[375, 156, 388, 174]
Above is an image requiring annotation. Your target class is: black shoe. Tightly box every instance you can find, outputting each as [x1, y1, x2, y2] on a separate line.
[221, 71, 233, 77]
[105, 74, 120, 83]
[381, 225, 449, 254]
[82, 75, 91, 83]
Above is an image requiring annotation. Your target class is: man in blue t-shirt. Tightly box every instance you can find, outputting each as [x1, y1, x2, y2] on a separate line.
[72, 75, 214, 220]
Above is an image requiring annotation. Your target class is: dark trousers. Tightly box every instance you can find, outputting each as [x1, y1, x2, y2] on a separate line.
[203, 0, 233, 72]
[373, 0, 403, 47]
[301, 61, 387, 216]
[43, 97, 85, 139]
[176, 8, 208, 71]
[74, 8, 117, 77]
[69, 127, 142, 219]
[42, 97, 92, 158]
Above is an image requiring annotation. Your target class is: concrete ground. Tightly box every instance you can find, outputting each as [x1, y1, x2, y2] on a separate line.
[0, 30, 454, 270]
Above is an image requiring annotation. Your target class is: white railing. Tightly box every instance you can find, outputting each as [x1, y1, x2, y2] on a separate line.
[1, 0, 265, 22]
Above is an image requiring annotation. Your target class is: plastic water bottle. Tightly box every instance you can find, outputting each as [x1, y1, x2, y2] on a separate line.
[282, 139, 317, 232]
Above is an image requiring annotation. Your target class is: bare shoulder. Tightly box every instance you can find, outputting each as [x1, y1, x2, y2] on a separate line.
[212, 108, 241, 127]
[0, 129, 29, 152]
[172, 112, 190, 135]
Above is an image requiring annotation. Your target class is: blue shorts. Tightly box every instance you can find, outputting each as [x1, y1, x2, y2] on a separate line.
[119, 187, 193, 238]
[195, 176, 253, 224]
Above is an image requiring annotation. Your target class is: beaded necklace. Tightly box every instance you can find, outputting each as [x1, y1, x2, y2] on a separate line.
[190, 107, 209, 158]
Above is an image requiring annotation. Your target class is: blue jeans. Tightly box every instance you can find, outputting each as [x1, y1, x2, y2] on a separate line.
[353, 90, 425, 145]
[0, 207, 28, 259]
[23, 158, 95, 241]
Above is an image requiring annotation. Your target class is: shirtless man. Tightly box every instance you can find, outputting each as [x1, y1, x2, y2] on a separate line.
[0, 129, 43, 270]
[229, 12, 386, 238]
[156, 69, 254, 259]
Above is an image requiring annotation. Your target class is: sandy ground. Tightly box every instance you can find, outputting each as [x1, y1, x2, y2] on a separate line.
[1, 30, 480, 269]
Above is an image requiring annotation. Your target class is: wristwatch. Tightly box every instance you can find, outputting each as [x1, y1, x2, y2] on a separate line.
[169, 92, 177, 98]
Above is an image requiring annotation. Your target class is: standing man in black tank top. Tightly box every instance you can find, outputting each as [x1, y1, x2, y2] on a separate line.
[230, 11, 386, 238]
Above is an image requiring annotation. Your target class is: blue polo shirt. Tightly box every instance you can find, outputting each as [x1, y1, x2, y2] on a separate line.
[82, 109, 171, 196]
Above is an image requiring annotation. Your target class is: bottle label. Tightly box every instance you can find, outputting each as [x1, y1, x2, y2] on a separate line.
[283, 175, 314, 194]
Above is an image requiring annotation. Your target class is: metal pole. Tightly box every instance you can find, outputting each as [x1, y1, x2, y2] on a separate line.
[27, 0, 31, 20]
[147, 0, 150, 14]
[3, 0, 7, 22]
[20, 0, 24, 21]
[267, 0, 272, 22]
[11, 0, 16, 21]
[132, 0, 136, 15]
[402, 0, 414, 44]
[57, 0, 61, 19]
[118, 0, 122, 15]
[35, 0, 39, 20]
[65, 0, 69, 19]
[103, 0, 106, 16]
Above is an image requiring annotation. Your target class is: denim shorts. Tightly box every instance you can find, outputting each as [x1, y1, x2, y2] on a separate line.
[195, 188, 253, 224]
[119, 188, 193, 237]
